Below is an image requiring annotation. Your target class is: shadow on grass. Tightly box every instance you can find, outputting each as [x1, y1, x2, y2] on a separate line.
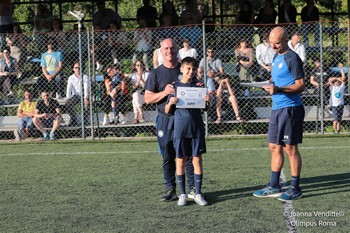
[301, 172, 350, 198]
[205, 185, 262, 204]
[204, 173, 350, 203]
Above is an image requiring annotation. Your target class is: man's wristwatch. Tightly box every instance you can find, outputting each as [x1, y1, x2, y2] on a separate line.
[276, 86, 283, 93]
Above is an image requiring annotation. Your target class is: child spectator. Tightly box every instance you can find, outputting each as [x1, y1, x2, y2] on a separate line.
[164, 57, 210, 206]
[328, 63, 346, 134]
[104, 64, 129, 125]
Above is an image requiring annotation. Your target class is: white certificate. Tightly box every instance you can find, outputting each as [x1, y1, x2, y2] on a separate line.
[240, 81, 271, 88]
[176, 87, 207, 109]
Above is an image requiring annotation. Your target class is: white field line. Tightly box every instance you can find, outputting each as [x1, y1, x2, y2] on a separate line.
[280, 170, 299, 233]
[1, 145, 350, 157]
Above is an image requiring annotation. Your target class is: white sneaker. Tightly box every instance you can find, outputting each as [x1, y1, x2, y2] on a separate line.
[14, 130, 21, 142]
[7, 91, 14, 97]
[55, 93, 61, 99]
[102, 117, 109, 126]
[177, 194, 187, 206]
[194, 194, 208, 206]
[121, 120, 127, 125]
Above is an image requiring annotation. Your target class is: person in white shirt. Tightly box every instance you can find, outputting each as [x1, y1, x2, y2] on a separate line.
[178, 38, 198, 61]
[288, 31, 306, 63]
[64, 62, 90, 126]
[256, 34, 275, 81]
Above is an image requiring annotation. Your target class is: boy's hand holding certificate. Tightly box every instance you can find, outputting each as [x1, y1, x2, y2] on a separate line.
[176, 87, 207, 108]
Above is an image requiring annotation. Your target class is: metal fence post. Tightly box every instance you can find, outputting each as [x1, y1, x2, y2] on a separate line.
[319, 21, 324, 134]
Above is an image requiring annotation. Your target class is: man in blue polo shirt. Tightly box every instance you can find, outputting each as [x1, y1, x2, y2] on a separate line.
[253, 26, 305, 201]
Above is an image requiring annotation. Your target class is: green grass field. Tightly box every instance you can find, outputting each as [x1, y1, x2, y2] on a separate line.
[0, 136, 349, 233]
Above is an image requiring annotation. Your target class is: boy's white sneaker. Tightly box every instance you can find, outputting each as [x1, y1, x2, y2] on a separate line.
[194, 194, 208, 206]
[102, 117, 109, 126]
[177, 194, 187, 206]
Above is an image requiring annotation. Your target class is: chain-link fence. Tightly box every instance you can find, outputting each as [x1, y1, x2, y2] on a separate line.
[0, 21, 349, 141]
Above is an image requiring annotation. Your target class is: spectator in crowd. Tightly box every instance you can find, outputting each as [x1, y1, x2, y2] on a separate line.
[195, 66, 204, 82]
[104, 64, 129, 125]
[93, 0, 121, 30]
[0, 0, 14, 50]
[144, 38, 195, 202]
[234, 0, 255, 44]
[137, 0, 158, 28]
[33, 4, 51, 33]
[133, 18, 152, 71]
[157, 15, 179, 45]
[214, 77, 243, 123]
[254, 26, 305, 201]
[199, 47, 224, 80]
[256, 34, 275, 81]
[14, 90, 37, 141]
[254, 0, 277, 42]
[159, 0, 178, 27]
[6, 24, 29, 71]
[64, 62, 90, 126]
[234, 39, 254, 82]
[180, 0, 202, 25]
[301, 0, 320, 47]
[94, 24, 110, 68]
[278, 0, 297, 25]
[288, 31, 306, 64]
[327, 63, 346, 134]
[33, 90, 62, 140]
[308, 59, 334, 113]
[37, 7, 52, 33]
[38, 39, 64, 99]
[49, 18, 67, 53]
[164, 57, 209, 206]
[178, 38, 198, 61]
[102, 72, 112, 125]
[0, 47, 18, 98]
[197, 1, 209, 19]
[130, 60, 149, 124]
[107, 20, 130, 65]
[180, 0, 202, 47]
[309, 59, 327, 89]
[152, 43, 164, 69]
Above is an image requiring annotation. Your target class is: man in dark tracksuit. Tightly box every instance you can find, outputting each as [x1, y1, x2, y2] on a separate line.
[144, 38, 194, 201]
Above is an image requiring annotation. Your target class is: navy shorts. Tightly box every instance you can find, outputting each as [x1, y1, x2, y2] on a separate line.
[173, 137, 206, 158]
[268, 105, 305, 145]
[332, 105, 344, 121]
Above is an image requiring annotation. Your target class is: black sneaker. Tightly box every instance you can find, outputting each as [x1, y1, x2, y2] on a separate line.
[161, 189, 177, 202]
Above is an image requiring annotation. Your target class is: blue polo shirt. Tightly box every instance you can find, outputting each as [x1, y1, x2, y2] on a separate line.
[271, 49, 304, 110]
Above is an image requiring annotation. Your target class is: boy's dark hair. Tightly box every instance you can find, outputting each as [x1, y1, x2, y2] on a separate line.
[181, 56, 197, 67]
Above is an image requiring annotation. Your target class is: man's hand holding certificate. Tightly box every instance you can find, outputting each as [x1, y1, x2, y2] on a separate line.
[175, 87, 208, 109]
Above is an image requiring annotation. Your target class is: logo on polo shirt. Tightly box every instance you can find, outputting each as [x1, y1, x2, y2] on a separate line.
[158, 130, 164, 138]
